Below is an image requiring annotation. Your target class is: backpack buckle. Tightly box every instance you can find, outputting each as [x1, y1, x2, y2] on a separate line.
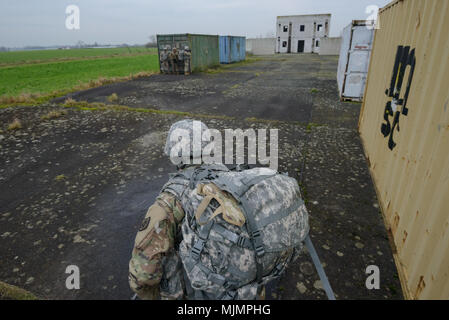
[237, 236, 246, 248]
[252, 230, 265, 257]
[272, 263, 285, 277]
[191, 239, 205, 260]
[255, 245, 265, 257]
[252, 230, 261, 238]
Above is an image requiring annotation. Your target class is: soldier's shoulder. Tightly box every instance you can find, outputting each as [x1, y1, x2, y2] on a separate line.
[157, 192, 185, 223]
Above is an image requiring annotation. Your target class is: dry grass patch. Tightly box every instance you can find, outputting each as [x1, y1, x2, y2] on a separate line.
[0, 71, 155, 108]
[54, 174, 67, 181]
[107, 93, 119, 102]
[0, 93, 41, 105]
[7, 118, 22, 131]
[41, 110, 67, 120]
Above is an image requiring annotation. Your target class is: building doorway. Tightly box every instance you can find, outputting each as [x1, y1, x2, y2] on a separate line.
[297, 40, 305, 53]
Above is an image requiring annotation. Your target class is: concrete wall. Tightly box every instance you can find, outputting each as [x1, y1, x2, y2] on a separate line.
[275, 14, 331, 53]
[246, 38, 275, 55]
[319, 37, 342, 55]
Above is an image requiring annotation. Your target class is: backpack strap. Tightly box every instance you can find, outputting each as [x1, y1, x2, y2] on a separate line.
[304, 235, 336, 300]
[240, 197, 265, 284]
[212, 224, 253, 250]
[190, 220, 215, 262]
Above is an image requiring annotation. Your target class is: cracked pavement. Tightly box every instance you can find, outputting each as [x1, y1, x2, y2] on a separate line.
[0, 54, 402, 299]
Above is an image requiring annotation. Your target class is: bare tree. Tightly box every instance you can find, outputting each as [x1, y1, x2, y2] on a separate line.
[146, 35, 157, 48]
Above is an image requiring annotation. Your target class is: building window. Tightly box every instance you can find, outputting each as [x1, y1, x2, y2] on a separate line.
[316, 40, 320, 47]
[300, 25, 305, 32]
[282, 41, 287, 47]
[317, 24, 323, 32]
[283, 25, 288, 32]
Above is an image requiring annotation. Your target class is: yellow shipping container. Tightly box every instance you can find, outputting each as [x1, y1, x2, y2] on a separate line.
[359, 0, 449, 300]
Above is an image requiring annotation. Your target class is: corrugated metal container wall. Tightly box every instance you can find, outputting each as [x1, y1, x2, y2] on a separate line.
[157, 34, 219, 73]
[359, 0, 449, 299]
[230, 36, 246, 63]
[220, 36, 246, 64]
[190, 34, 219, 71]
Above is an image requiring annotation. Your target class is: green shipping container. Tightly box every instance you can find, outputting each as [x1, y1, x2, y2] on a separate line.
[157, 34, 219, 73]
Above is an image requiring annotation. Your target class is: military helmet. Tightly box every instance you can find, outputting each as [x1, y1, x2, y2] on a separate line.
[164, 120, 212, 162]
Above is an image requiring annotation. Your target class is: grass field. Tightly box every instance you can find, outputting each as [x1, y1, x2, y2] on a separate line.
[0, 47, 156, 66]
[0, 47, 160, 105]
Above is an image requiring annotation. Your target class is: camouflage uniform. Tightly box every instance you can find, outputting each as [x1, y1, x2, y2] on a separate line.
[159, 47, 170, 74]
[183, 46, 192, 75]
[168, 48, 179, 74]
[129, 192, 185, 299]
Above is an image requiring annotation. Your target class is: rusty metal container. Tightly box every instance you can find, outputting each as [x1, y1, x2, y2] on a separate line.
[219, 36, 246, 64]
[156, 34, 219, 73]
[359, 0, 449, 299]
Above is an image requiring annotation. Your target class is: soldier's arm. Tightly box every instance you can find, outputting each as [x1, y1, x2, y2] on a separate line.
[128, 192, 184, 299]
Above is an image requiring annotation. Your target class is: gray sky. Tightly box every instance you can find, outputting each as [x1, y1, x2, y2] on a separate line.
[0, 0, 391, 47]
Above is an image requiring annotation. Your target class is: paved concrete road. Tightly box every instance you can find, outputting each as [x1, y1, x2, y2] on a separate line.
[0, 54, 402, 299]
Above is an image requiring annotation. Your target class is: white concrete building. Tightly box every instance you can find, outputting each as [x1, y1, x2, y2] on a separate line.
[276, 14, 331, 54]
[319, 37, 342, 56]
[246, 38, 276, 55]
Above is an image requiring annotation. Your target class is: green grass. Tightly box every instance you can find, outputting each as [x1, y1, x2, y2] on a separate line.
[0, 54, 159, 97]
[305, 122, 326, 132]
[0, 47, 156, 66]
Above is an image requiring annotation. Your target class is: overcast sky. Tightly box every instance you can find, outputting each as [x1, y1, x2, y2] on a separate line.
[0, 0, 391, 47]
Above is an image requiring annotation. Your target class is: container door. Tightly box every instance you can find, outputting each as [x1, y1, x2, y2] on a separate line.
[219, 36, 230, 64]
[342, 25, 374, 100]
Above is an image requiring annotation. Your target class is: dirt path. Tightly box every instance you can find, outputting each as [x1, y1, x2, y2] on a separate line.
[0, 54, 402, 299]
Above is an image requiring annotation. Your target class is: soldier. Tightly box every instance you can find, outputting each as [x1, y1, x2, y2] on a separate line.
[159, 45, 170, 74]
[128, 120, 210, 300]
[168, 47, 179, 74]
[183, 46, 192, 75]
[129, 120, 309, 300]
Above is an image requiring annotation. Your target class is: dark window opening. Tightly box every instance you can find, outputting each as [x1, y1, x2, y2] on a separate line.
[283, 25, 288, 32]
[316, 40, 320, 47]
[317, 24, 323, 32]
[300, 25, 305, 32]
[282, 41, 287, 48]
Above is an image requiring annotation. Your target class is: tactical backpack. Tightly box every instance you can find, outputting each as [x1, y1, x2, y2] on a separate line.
[160, 164, 309, 300]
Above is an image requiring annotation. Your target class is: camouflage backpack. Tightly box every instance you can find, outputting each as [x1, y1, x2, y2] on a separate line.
[160, 164, 309, 300]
